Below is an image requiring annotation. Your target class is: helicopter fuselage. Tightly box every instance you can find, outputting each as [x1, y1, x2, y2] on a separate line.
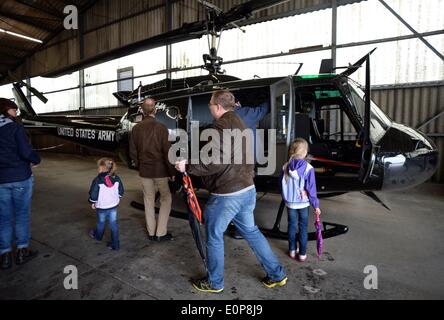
[18, 73, 438, 196]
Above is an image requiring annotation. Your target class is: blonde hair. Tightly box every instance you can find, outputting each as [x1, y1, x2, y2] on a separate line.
[97, 158, 117, 175]
[283, 138, 309, 183]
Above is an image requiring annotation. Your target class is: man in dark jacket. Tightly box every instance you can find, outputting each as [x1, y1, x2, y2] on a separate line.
[176, 90, 286, 293]
[129, 98, 176, 241]
[0, 98, 40, 270]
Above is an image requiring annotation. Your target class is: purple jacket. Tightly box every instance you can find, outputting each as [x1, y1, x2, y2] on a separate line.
[280, 159, 320, 209]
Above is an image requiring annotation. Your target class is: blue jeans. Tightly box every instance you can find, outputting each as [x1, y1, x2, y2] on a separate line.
[0, 176, 34, 255]
[205, 188, 286, 289]
[92, 207, 120, 250]
[287, 207, 309, 255]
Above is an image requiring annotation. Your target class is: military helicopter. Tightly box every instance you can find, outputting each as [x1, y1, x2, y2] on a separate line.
[11, 0, 439, 240]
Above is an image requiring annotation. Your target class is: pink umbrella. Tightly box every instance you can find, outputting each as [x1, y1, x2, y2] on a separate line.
[315, 214, 323, 258]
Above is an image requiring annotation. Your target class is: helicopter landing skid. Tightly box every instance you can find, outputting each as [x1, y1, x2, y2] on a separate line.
[130, 201, 190, 221]
[257, 200, 349, 241]
[130, 200, 349, 241]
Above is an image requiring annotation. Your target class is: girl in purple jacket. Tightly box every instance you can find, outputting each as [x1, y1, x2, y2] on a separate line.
[281, 138, 321, 262]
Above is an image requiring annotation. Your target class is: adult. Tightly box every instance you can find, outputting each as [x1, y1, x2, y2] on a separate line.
[234, 100, 269, 161]
[232, 100, 270, 239]
[130, 98, 176, 242]
[0, 98, 40, 270]
[176, 90, 287, 293]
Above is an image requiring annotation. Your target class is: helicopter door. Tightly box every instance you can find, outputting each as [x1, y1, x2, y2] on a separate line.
[339, 49, 376, 183]
[270, 77, 295, 177]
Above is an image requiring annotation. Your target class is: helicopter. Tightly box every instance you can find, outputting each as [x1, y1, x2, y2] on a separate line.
[10, 0, 439, 240]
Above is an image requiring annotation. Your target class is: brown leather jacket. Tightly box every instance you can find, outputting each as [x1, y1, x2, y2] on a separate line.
[188, 111, 255, 194]
[129, 116, 175, 178]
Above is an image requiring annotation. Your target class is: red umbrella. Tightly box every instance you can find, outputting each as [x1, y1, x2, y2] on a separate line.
[315, 214, 323, 258]
[182, 172, 206, 270]
[182, 173, 202, 223]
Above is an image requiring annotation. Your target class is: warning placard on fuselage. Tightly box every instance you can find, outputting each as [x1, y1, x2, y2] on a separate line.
[57, 127, 116, 142]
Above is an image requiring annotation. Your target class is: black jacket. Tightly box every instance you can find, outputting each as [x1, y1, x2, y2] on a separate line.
[0, 115, 40, 184]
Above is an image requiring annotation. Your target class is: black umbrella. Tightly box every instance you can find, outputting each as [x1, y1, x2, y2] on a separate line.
[182, 172, 207, 271]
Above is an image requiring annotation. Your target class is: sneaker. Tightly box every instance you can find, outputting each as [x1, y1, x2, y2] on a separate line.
[15, 248, 39, 266]
[156, 233, 173, 242]
[192, 278, 224, 293]
[1, 252, 12, 270]
[106, 242, 120, 251]
[261, 276, 288, 289]
[232, 230, 244, 240]
[298, 254, 307, 262]
[89, 229, 97, 240]
[147, 235, 156, 241]
[288, 250, 296, 259]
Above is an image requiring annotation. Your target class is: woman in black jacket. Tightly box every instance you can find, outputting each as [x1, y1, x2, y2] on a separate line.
[0, 98, 40, 270]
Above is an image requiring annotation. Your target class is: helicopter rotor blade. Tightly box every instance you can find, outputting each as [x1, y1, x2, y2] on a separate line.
[44, 0, 289, 78]
[8, 71, 48, 104]
[28, 86, 48, 104]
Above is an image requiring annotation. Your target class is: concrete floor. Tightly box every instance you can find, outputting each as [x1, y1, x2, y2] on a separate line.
[0, 153, 443, 300]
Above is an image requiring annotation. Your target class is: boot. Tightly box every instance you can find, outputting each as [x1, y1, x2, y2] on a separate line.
[15, 248, 38, 266]
[1, 252, 12, 270]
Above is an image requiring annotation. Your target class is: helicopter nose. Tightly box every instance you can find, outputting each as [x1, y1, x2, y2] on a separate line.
[381, 123, 438, 191]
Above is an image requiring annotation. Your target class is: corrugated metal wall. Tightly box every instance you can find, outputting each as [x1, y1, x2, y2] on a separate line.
[13, 0, 364, 78]
[372, 82, 444, 183]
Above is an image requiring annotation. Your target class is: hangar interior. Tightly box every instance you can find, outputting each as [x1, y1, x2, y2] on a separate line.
[0, 0, 443, 300]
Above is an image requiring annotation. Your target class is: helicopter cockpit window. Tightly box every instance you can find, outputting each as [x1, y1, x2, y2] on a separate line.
[319, 105, 343, 142]
[298, 85, 362, 167]
[299, 89, 359, 143]
[348, 82, 392, 143]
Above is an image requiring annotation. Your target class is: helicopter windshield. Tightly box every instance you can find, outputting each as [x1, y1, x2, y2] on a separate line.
[347, 81, 392, 143]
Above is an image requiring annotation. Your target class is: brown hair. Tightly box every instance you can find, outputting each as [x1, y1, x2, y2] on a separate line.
[0, 98, 18, 116]
[283, 138, 309, 182]
[212, 90, 235, 111]
[97, 158, 117, 175]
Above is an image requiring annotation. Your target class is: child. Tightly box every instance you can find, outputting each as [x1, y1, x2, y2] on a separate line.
[88, 158, 124, 251]
[280, 138, 321, 262]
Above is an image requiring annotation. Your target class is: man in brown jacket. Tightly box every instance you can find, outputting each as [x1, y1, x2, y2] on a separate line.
[176, 90, 286, 293]
[130, 98, 176, 241]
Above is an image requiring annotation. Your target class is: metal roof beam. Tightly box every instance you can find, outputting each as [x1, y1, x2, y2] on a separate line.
[0, 53, 19, 63]
[0, 10, 54, 32]
[15, 0, 65, 19]
[378, 0, 444, 62]
[0, 48, 22, 59]
[417, 109, 444, 130]
[0, 0, 97, 82]
[0, 42, 34, 53]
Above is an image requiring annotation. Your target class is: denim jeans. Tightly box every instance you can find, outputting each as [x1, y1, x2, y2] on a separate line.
[205, 187, 286, 289]
[0, 176, 34, 255]
[287, 207, 309, 255]
[92, 207, 120, 250]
